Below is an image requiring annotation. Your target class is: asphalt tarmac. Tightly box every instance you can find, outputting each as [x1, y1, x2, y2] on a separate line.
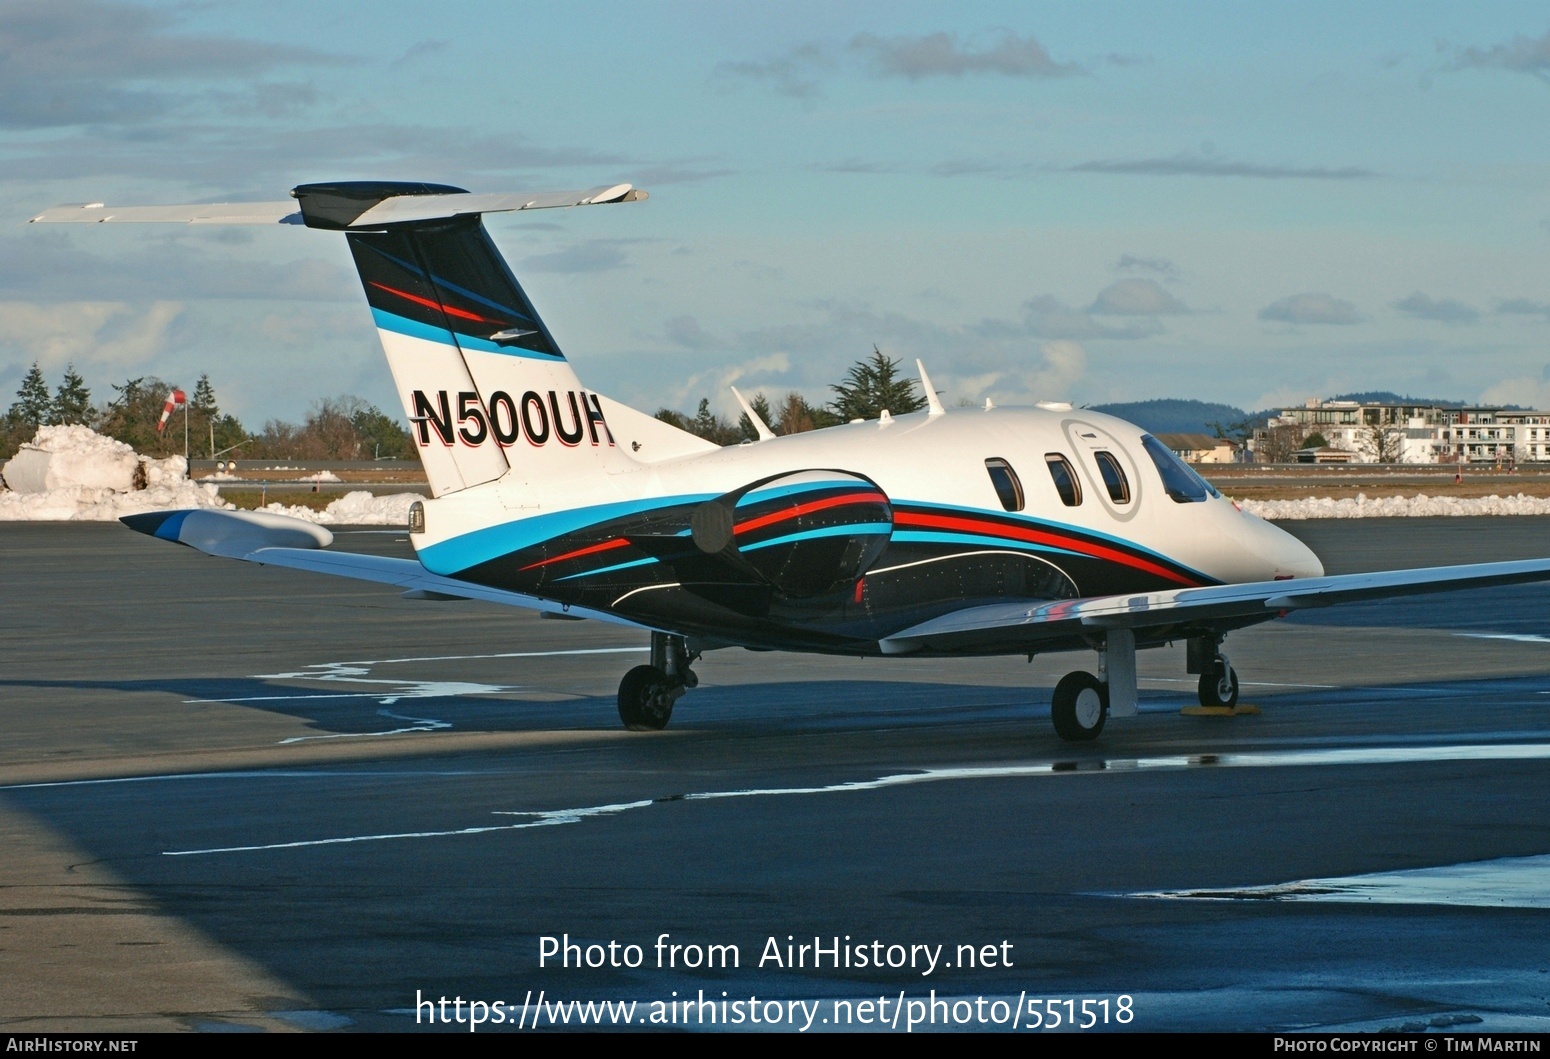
[2, 517, 1549, 1033]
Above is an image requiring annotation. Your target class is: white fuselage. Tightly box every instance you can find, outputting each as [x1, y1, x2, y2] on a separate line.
[412, 404, 1323, 592]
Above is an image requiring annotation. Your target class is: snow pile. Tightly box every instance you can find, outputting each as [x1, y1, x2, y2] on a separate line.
[299, 470, 342, 483]
[0, 425, 229, 521]
[0, 427, 424, 523]
[198, 471, 242, 481]
[258, 490, 423, 526]
[3, 425, 141, 492]
[1240, 493, 1550, 520]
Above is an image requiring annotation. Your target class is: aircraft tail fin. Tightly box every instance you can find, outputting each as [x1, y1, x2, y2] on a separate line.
[33, 179, 664, 500]
[295, 181, 639, 498]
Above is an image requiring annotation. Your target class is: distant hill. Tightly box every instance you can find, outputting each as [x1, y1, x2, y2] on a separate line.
[1089, 399, 1250, 435]
[1330, 391, 1467, 408]
[1093, 393, 1512, 434]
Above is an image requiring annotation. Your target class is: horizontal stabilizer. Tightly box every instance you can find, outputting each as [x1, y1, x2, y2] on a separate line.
[32, 183, 647, 229]
[351, 185, 647, 226]
[31, 201, 301, 225]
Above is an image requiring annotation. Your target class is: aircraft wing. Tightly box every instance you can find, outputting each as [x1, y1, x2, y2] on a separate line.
[879, 557, 1550, 654]
[121, 509, 646, 630]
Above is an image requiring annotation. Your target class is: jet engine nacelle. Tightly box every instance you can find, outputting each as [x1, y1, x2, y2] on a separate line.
[688, 470, 893, 599]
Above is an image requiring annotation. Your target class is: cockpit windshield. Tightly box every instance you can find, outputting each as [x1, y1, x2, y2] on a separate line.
[1140, 434, 1221, 503]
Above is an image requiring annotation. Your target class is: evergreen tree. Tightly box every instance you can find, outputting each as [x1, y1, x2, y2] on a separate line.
[9, 362, 52, 430]
[688, 397, 740, 445]
[350, 402, 414, 460]
[99, 376, 180, 455]
[654, 407, 693, 431]
[737, 392, 774, 441]
[50, 364, 93, 426]
[192, 374, 219, 418]
[828, 346, 925, 421]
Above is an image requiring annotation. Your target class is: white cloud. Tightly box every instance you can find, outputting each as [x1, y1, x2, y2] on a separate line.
[674, 353, 792, 416]
[0, 300, 183, 370]
[1480, 376, 1550, 409]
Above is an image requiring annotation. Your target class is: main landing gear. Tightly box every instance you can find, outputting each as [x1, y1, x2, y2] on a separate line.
[1050, 627, 1138, 742]
[1048, 629, 1246, 740]
[617, 632, 699, 731]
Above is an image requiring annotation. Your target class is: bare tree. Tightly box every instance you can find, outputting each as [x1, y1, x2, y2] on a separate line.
[1253, 422, 1307, 463]
[1356, 424, 1406, 463]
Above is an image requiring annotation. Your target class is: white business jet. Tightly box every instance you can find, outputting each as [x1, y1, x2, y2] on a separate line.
[32, 183, 1550, 739]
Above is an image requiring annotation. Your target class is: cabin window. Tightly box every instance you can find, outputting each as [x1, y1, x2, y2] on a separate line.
[1140, 434, 1220, 503]
[1044, 454, 1083, 507]
[1093, 451, 1131, 504]
[984, 458, 1024, 512]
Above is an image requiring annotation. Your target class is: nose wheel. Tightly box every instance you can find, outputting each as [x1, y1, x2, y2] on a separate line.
[1197, 657, 1239, 709]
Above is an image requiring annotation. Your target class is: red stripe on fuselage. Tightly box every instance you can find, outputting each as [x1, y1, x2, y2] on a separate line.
[519, 537, 630, 572]
[369, 282, 498, 324]
[734, 491, 889, 536]
[894, 511, 1199, 587]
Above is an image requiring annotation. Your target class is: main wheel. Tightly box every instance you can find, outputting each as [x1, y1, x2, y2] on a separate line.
[618, 664, 676, 731]
[1198, 659, 1240, 709]
[1051, 671, 1108, 741]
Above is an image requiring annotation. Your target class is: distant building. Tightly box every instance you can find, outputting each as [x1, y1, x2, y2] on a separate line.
[1251, 398, 1550, 464]
[1292, 446, 1356, 464]
[1155, 433, 1237, 464]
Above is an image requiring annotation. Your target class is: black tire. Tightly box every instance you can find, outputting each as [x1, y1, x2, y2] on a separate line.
[1198, 660, 1240, 709]
[1051, 671, 1108, 741]
[618, 664, 675, 731]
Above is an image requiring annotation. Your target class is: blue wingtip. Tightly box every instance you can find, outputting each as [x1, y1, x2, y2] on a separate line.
[120, 510, 192, 541]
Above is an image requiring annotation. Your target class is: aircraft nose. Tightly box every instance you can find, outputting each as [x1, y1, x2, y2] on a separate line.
[1237, 511, 1324, 579]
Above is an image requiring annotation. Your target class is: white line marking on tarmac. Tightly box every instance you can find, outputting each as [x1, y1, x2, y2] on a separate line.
[1457, 633, 1550, 644]
[289, 647, 648, 667]
[1130, 852, 1550, 909]
[196, 647, 647, 710]
[161, 740, 1550, 857]
[1141, 677, 1337, 689]
[163, 801, 654, 856]
[278, 708, 452, 744]
[184, 693, 382, 704]
[0, 770, 484, 792]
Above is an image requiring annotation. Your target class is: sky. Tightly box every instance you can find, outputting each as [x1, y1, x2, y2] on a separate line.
[1, 0, 1548, 425]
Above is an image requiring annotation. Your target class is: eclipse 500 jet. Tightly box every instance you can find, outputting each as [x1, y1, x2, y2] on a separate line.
[32, 182, 1550, 740]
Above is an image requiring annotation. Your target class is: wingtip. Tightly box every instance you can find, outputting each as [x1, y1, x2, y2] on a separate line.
[121, 509, 190, 540]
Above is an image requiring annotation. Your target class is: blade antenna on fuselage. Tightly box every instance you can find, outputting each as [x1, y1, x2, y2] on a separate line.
[916, 360, 945, 417]
[730, 386, 775, 441]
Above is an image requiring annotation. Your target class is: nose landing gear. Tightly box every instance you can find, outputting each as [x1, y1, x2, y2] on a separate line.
[1197, 655, 1240, 709]
[1183, 633, 1254, 715]
[617, 631, 699, 731]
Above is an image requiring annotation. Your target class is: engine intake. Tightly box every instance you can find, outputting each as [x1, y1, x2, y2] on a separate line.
[690, 470, 893, 599]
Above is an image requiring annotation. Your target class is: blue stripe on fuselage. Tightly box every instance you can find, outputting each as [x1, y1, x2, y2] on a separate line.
[418, 494, 717, 575]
